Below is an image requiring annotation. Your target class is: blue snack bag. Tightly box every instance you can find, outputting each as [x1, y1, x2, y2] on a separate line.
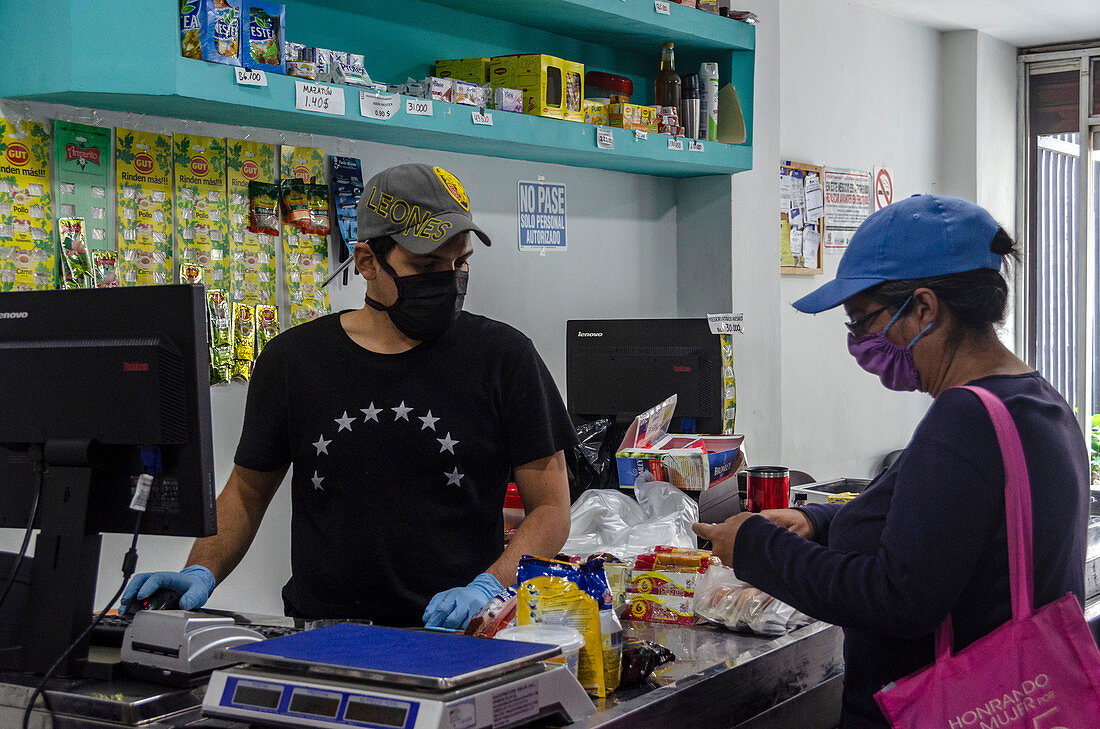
[242, 1, 286, 74]
[200, 0, 242, 67]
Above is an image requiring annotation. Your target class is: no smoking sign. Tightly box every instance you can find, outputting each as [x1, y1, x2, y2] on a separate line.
[874, 167, 893, 210]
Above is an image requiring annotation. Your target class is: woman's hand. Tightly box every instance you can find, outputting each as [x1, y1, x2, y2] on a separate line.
[757, 508, 815, 540]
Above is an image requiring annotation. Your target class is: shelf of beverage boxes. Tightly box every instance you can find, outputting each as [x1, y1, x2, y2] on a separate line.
[0, 0, 754, 178]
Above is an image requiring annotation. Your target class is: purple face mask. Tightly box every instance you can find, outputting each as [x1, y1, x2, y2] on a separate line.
[847, 297, 933, 391]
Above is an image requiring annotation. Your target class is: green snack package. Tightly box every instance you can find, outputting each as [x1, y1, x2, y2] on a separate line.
[207, 288, 231, 348]
[231, 359, 253, 382]
[53, 122, 111, 251]
[255, 304, 279, 355]
[210, 364, 231, 385]
[91, 250, 120, 288]
[232, 302, 256, 361]
[58, 218, 92, 289]
[211, 345, 233, 368]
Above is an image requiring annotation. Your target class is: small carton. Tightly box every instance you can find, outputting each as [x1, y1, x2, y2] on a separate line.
[583, 99, 608, 126]
[490, 54, 580, 119]
[241, 1, 285, 74]
[624, 593, 695, 626]
[334, 53, 370, 87]
[615, 396, 745, 491]
[608, 103, 656, 132]
[561, 59, 585, 123]
[428, 77, 454, 102]
[435, 57, 491, 84]
[493, 87, 523, 113]
[305, 48, 333, 82]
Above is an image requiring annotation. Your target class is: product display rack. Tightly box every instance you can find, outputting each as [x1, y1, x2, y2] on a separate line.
[0, 0, 754, 178]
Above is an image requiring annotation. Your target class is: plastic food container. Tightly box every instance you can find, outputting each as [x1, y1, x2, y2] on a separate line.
[503, 483, 525, 531]
[585, 71, 633, 104]
[495, 625, 585, 677]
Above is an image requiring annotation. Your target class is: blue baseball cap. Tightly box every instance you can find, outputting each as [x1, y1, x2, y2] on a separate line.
[792, 194, 1004, 314]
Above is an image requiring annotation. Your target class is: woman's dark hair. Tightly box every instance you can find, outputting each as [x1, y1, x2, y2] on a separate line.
[863, 227, 1018, 340]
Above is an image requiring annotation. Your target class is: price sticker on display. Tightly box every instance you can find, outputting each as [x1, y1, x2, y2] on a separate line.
[655, 1, 671, 15]
[360, 91, 398, 121]
[634, 130, 648, 141]
[596, 127, 614, 150]
[689, 140, 704, 152]
[406, 98, 433, 117]
[707, 313, 744, 335]
[667, 137, 684, 151]
[472, 111, 494, 126]
[295, 81, 345, 116]
[235, 68, 267, 87]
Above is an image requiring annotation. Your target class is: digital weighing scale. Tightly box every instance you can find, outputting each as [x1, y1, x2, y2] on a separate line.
[202, 623, 596, 729]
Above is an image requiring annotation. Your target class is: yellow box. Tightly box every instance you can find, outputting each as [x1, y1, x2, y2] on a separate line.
[609, 103, 656, 132]
[489, 54, 583, 120]
[583, 99, 608, 126]
[435, 57, 490, 84]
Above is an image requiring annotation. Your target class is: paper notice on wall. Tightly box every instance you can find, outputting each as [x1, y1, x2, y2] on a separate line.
[803, 227, 820, 269]
[780, 219, 795, 265]
[790, 225, 803, 257]
[824, 167, 871, 251]
[789, 168, 805, 216]
[804, 172, 824, 221]
[780, 169, 795, 213]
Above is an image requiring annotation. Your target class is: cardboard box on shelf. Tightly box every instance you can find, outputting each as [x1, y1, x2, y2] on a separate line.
[489, 54, 583, 120]
[436, 57, 491, 84]
[583, 98, 608, 125]
[608, 103, 656, 132]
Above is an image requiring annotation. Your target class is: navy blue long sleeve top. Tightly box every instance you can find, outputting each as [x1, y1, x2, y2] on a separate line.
[732, 373, 1089, 729]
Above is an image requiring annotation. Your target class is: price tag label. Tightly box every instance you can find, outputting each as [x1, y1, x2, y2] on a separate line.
[667, 137, 684, 151]
[472, 111, 494, 126]
[707, 313, 744, 335]
[689, 140, 705, 152]
[596, 127, 614, 150]
[634, 130, 648, 141]
[360, 91, 398, 120]
[655, 1, 671, 15]
[406, 98, 433, 116]
[295, 81, 345, 116]
[235, 68, 267, 87]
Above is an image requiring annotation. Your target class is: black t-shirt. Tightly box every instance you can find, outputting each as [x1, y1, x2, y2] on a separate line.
[234, 310, 577, 626]
[733, 373, 1089, 729]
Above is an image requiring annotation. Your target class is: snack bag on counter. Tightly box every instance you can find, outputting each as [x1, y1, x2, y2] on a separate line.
[517, 556, 621, 697]
[464, 585, 518, 638]
[693, 563, 813, 637]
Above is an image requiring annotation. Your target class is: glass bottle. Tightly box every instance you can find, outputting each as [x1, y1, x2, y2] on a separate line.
[654, 42, 682, 111]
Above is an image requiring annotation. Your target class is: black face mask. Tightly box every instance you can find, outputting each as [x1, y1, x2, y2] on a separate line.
[365, 255, 468, 341]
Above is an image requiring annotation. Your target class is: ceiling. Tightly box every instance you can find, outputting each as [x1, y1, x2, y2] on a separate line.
[856, 0, 1100, 48]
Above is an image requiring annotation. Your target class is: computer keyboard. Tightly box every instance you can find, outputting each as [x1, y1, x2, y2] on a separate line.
[90, 613, 301, 647]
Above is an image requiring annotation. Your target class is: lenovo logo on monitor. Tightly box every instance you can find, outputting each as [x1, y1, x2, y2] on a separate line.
[123, 361, 150, 372]
[577, 331, 603, 338]
[0, 311, 29, 319]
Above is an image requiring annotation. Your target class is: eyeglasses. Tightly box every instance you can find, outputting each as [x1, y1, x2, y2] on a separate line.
[845, 306, 889, 335]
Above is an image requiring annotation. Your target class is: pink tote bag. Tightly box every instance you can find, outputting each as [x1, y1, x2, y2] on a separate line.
[874, 386, 1100, 729]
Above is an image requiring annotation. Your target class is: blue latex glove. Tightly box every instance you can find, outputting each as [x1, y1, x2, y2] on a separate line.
[120, 565, 217, 611]
[422, 573, 504, 630]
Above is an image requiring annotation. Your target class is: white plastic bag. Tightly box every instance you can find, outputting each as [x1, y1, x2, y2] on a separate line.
[693, 563, 813, 637]
[561, 476, 699, 560]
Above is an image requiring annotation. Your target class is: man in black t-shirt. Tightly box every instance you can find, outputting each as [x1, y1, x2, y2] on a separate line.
[123, 164, 577, 628]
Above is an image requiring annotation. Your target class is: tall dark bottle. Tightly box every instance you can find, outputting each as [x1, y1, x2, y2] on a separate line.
[655, 42, 681, 111]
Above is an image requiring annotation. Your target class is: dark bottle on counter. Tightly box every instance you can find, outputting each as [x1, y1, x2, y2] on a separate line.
[655, 42, 681, 111]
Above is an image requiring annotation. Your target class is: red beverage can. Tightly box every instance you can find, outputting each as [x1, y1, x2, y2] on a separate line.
[746, 467, 790, 512]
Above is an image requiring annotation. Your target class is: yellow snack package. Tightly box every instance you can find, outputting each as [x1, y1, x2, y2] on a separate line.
[517, 556, 621, 697]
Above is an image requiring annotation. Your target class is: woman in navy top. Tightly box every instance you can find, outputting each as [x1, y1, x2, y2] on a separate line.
[695, 195, 1089, 729]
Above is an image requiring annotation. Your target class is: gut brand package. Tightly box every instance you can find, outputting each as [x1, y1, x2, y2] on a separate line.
[518, 556, 622, 697]
[175, 134, 229, 288]
[116, 129, 173, 286]
[226, 139, 277, 307]
[280, 145, 330, 327]
[53, 122, 111, 250]
[241, 1, 285, 74]
[0, 116, 54, 292]
[183, 0, 242, 66]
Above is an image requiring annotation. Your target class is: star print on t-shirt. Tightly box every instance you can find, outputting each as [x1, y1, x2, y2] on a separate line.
[311, 404, 464, 490]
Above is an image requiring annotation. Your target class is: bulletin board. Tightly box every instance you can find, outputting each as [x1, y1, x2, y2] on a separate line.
[780, 161, 825, 275]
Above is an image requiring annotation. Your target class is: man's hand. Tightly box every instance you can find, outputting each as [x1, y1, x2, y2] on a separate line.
[422, 573, 504, 630]
[121, 565, 217, 611]
[757, 508, 814, 539]
[693, 513, 754, 567]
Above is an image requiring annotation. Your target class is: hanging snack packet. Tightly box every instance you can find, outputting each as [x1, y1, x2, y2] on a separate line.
[231, 358, 253, 382]
[207, 288, 232, 348]
[180, 263, 205, 285]
[329, 156, 363, 252]
[58, 218, 92, 289]
[210, 363, 231, 385]
[255, 304, 279, 355]
[200, 0, 242, 66]
[280, 178, 310, 228]
[304, 183, 331, 235]
[517, 556, 621, 697]
[248, 181, 280, 235]
[232, 303, 256, 361]
[241, 1, 286, 74]
[91, 250, 121, 288]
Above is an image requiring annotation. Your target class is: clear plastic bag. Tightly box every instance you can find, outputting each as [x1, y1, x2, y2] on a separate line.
[692, 563, 813, 637]
[561, 477, 699, 560]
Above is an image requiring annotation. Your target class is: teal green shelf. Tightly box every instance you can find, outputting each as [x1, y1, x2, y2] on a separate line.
[0, 0, 754, 178]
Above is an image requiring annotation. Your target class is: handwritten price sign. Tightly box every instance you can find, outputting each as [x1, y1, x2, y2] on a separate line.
[295, 81, 345, 116]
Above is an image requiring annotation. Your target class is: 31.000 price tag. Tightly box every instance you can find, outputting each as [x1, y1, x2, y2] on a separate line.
[406, 98, 433, 117]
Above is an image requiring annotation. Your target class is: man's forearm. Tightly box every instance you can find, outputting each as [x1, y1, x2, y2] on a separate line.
[485, 502, 570, 587]
[185, 474, 275, 583]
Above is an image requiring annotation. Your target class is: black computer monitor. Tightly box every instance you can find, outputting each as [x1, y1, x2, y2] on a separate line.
[0, 284, 217, 676]
[566, 318, 723, 435]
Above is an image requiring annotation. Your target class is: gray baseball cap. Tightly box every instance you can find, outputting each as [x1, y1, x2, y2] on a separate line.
[324, 163, 491, 287]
